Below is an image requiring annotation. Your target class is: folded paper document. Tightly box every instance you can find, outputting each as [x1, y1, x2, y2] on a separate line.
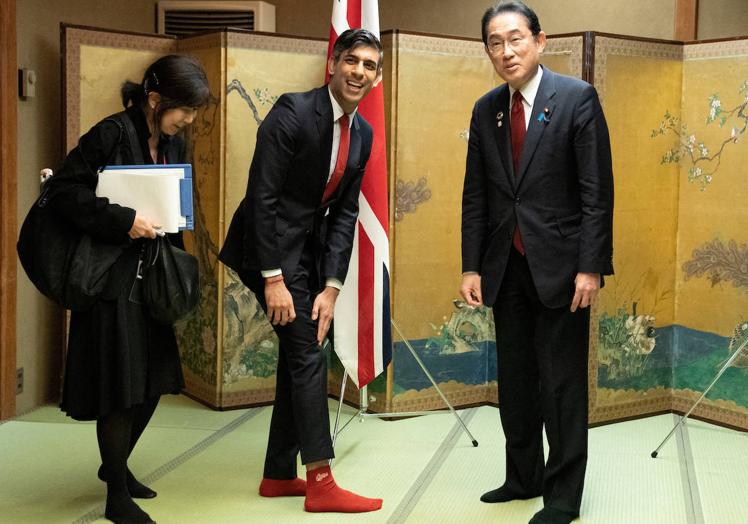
[96, 164, 193, 233]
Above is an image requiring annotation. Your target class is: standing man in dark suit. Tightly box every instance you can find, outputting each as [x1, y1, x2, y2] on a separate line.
[460, 3, 613, 523]
[220, 29, 383, 514]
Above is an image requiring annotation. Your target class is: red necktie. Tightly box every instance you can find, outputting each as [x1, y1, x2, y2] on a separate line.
[510, 91, 526, 255]
[321, 114, 350, 203]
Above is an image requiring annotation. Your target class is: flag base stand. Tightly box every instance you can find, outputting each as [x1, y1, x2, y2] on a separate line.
[650, 336, 748, 458]
[331, 319, 478, 452]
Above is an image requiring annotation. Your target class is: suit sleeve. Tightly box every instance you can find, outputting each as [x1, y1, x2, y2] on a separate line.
[243, 94, 299, 272]
[47, 119, 136, 242]
[461, 103, 489, 273]
[573, 84, 614, 275]
[322, 126, 371, 283]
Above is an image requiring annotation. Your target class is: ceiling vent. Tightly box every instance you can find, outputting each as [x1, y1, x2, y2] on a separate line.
[157, 1, 276, 36]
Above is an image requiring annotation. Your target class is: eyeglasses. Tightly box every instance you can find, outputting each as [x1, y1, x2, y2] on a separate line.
[486, 34, 530, 55]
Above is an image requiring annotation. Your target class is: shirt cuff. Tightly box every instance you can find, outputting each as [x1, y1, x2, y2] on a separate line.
[261, 269, 282, 278]
[325, 278, 343, 290]
[462, 271, 480, 276]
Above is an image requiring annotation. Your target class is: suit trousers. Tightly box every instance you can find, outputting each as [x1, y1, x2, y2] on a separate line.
[492, 247, 590, 515]
[246, 242, 335, 479]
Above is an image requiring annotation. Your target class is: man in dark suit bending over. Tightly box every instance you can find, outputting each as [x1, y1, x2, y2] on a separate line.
[460, 3, 614, 523]
[220, 29, 383, 513]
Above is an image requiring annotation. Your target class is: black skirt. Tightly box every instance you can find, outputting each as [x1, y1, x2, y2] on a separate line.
[60, 243, 184, 421]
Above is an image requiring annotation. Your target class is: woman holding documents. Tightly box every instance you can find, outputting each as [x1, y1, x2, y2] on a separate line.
[44, 55, 209, 524]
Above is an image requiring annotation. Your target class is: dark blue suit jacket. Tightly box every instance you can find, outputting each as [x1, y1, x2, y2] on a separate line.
[461, 67, 614, 308]
[220, 86, 372, 290]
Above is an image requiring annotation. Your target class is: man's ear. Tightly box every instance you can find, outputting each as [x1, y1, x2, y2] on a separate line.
[327, 56, 336, 76]
[373, 70, 383, 88]
[536, 31, 547, 53]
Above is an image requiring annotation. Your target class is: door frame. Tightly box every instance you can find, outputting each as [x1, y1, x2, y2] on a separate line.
[0, 0, 18, 420]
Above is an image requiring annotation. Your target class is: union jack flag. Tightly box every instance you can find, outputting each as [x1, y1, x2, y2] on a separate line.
[327, 0, 391, 387]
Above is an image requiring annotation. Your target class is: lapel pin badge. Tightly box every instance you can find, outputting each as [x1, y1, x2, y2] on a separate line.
[496, 111, 504, 128]
[538, 107, 551, 124]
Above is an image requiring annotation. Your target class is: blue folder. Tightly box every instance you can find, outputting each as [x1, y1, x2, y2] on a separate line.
[100, 164, 193, 231]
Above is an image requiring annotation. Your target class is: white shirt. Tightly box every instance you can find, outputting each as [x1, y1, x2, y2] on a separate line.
[508, 65, 543, 130]
[261, 88, 356, 290]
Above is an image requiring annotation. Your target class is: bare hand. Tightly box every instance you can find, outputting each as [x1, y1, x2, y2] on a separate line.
[570, 272, 601, 312]
[312, 286, 340, 345]
[460, 273, 483, 307]
[265, 280, 296, 325]
[128, 213, 160, 239]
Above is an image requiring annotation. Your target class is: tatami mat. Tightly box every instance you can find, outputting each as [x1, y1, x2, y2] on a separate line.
[685, 418, 748, 524]
[0, 420, 215, 523]
[1, 395, 746, 523]
[583, 415, 690, 524]
[401, 406, 542, 524]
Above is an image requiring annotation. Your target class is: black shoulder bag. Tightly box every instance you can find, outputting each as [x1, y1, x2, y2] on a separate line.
[16, 112, 141, 310]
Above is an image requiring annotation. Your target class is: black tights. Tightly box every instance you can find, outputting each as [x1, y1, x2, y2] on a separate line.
[96, 396, 159, 487]
[96, 397, 159, 524]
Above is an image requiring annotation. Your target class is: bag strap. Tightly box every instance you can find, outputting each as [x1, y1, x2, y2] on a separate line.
[37, 184, 53, 208]
[144, 235, 170, 268]
[98, 116, 124, 166]
[103, 111, 145, 166]
[120, 112, 146, 165]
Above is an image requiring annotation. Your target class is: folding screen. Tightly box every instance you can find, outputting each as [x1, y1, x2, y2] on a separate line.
[63, 26, 748, 429]
[382, 31, 585, 413]
[590, 35, 748, 429]
[63, 25, 326, 409]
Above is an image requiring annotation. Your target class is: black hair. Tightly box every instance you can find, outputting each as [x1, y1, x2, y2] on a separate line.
[331, 28, 384, 70]
[121, 54, 210, 128]
[481, 1, 542, 45]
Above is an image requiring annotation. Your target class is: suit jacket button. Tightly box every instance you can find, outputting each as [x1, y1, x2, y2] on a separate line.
[305, 229, 310, 235]
[514, 198, 520, 205]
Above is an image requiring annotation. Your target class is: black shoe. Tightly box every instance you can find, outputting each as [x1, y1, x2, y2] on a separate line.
[104, 493, 156, 524]
[480, 485, 542, 503]
[529, 506, 577, 524]
[99, 466, 157, 499]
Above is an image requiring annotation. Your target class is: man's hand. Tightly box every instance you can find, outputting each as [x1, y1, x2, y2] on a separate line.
[571, 272, 601, 312]
[265, 278, 296, 325]
[460, 273, 483, 307]
[312, 286, 340, 345]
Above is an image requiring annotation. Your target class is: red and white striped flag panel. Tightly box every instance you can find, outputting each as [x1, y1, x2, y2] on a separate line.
[327, 0, 391, 388]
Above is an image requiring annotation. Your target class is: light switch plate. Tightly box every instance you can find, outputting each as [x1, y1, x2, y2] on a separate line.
[18, 68, 36, 98]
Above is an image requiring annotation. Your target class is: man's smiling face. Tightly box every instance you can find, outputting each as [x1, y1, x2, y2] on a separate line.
[327, 45, 382, 114]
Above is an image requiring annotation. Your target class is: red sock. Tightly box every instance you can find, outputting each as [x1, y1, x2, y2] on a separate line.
[259, 477, 307, 497]
[304, 466, 383, 513]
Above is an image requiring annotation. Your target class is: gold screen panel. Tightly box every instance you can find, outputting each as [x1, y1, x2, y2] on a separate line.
[675, 53, 748, 335]
[220, 33, 327, 407]
[591, 37, 683, 423]
[64, 26, 175, 151]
